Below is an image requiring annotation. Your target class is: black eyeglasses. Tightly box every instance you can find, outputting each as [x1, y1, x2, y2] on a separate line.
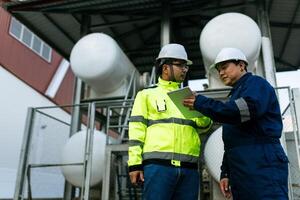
[171, 62, 189, 70]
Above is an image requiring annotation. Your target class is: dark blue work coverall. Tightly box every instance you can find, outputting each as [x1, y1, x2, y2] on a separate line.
[194, 73, 288, 200]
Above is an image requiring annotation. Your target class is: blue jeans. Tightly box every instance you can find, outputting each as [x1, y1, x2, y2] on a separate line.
[143, 163, 199, 200]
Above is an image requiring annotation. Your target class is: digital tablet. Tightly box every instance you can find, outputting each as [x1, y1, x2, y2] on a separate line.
[167, 87, 203, 118]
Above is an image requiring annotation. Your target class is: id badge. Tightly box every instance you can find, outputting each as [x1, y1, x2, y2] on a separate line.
[156, 99, 167, 112]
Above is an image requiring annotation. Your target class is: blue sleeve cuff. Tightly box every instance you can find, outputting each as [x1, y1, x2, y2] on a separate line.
[194, 94, 207, 111]
[220, 172, 229, 180]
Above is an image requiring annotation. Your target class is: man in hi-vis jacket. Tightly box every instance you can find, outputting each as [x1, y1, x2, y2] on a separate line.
[183, 47, 288, 200]
[128, 43, 212, 200]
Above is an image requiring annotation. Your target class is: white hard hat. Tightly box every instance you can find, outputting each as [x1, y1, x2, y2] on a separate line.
[156, 43, 193, 65]
[210, 47, 248, 70]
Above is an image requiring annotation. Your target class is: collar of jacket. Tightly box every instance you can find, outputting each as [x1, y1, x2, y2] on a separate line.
[232, 72, 252, 89]
[158, 77, 181, 90]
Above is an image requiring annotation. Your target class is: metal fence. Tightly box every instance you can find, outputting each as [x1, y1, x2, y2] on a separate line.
[277, 87, 300, 200]
[13, 98, 141, 200]
[14, 87, 300, 200]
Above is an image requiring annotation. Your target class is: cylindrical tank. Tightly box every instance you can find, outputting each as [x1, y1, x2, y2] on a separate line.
[60, 130, 106, 187]
[200, 12, 261, 88]
[204, 127, 224, 182]
[70, 33, 139, 95]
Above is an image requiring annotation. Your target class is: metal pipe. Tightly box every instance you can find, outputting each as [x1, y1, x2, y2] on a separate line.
[64, 13, 91, 200]
[35, 109, 71, 126]
[160, 0, 171, 46]
[101, 106, 111, 200]
[81, 102, 96, 200]
[257, 0, 277, 87]
[13, 108, 35, 200]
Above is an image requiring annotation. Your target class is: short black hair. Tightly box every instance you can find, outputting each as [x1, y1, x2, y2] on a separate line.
[155, 58, 174, 75]
[155, 58, 188, 75]
[216, 59, 248, 71]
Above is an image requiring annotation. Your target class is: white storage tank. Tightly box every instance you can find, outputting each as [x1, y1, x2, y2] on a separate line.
[203, 127, 223, 181]
[60, 130, 106, 187]
[70, 33, 141, 98]
[200, 12, 261, 88]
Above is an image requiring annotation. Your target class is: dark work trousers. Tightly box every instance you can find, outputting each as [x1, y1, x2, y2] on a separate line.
[143, 163, 200, 200]
[228, 143, 288, 200]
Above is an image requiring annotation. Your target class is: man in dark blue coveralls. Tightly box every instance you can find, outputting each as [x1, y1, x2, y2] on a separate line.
[183, 47, 289, 200]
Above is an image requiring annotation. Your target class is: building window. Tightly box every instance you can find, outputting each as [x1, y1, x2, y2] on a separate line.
[10, 17, 22, 38]
[42, 44, 51, 60]
[9, 17, 52, 62]
[22, 27, 32, 47]
[32, 36, 42, 53]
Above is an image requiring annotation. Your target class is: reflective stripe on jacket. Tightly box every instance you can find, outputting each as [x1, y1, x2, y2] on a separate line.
[128, 78, 212, 171]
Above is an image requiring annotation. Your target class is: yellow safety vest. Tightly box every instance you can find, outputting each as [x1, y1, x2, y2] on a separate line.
[128, 78, 212, 170]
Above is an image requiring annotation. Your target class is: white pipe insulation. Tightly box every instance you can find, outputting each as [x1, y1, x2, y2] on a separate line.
[70, 33, 141, 97]
[200, 12, 262, 89]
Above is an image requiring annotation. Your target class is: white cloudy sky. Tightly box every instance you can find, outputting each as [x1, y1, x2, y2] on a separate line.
[276, 69, 300, 89]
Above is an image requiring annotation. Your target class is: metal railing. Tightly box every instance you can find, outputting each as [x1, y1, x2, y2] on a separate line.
[13, 83, 300, 200]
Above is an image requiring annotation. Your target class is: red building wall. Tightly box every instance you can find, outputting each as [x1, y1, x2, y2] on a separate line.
[0, 7, 75, 106]
[54, 68, 74, 106]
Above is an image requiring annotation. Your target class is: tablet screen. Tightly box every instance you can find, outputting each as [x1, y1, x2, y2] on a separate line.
[167, 87, 203, 118]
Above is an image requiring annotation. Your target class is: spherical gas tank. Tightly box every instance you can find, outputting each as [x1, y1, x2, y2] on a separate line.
[70, 33, 136, 94]
[204, 127, 224, 182]
[200, 13, 261, 87]
[60, 130, 106, 187]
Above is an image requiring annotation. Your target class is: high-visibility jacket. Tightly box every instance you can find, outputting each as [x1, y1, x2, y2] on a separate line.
[128, 77, 212, 172]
